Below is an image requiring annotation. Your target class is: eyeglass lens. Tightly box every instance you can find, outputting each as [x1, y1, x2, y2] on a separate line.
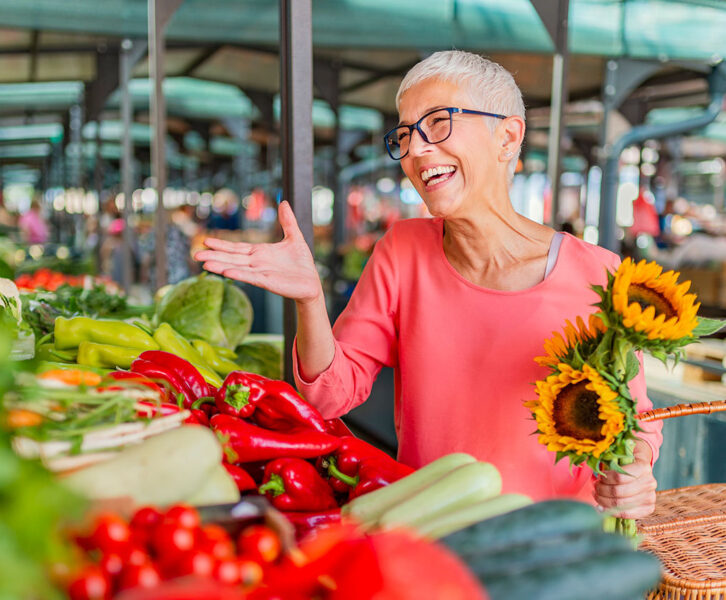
[387, 109, 452, 159]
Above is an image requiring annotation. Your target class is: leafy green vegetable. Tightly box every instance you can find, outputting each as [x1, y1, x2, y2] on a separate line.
[156, 274, 253, 349]
[235, 339, 283, 380]
[0, 319, 83, 600]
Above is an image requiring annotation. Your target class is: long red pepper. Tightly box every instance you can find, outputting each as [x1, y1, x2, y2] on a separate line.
[258, 458, 338, 512]
[130, 358, 191, 406]
[215, 371, 327, 433]
[210, 414, 341, 463]
[137, 351, 211, 406]
[222, 463, 257, 492]
[319, 436, 414, 499]
[100, 371, 168, 403]
[282, 508, 342, 541]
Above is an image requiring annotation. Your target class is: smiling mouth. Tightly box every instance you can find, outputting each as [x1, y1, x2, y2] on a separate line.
[421, 165, 456, 188]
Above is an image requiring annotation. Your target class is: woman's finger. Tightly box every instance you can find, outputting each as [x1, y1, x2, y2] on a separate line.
[595, 474, 657, 500]
[202, 237, 252, 254]
[596, 491, 656, 519]
[195, 249, 253, 264]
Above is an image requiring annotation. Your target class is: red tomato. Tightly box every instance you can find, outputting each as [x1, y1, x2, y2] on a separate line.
[151, 522, 195, 560]
[173, 550, 216, 579]
[237, 525, 281, 564]
[122, 544, 152, 568]
[67, 565, 110, 600]
[163, 504, 200, 530]
[213, 559, 241, 585]
[88, 514, 131, 554]
[237, 558, 264, 589]
[118, 563, 162, 591]
[98, 552, 124, 582]
[197, 524, 234, 560]
[130, 506, 163, 532]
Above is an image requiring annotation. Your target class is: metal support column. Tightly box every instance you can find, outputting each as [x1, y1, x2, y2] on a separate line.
[532, 0, 570, 228]
[148, 0, 182, 289]
[120, 39, 135, 294]
[279, 0, 314, 383]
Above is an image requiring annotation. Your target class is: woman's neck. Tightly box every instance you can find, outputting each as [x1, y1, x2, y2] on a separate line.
[442, 198, 555, 290]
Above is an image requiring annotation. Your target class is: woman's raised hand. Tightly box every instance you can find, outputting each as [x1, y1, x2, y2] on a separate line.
[194, 201, 322, 304]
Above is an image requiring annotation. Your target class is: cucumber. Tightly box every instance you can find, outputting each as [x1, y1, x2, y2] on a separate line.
[416, 493, 532, 539]
[377, 461, 501, 531]
[441, 500, 603, 558]
[481, 549, 662, 600]
[469, 529, 632, 579]
[342, 453, 476, 527]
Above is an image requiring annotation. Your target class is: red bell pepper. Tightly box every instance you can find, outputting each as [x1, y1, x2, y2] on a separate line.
[130, 358, 191, 406]
[282, 508, 342, 540]
[320, 436, 414, 499]
[100, 371, 168, 403]
[137, 350, 211, 407]
[258, 458, 337, 512]
[210, 414, 341, 463]
[215, 372, 327, 433]
[324, 418, 353, 437]
[223, 463, 257, 492]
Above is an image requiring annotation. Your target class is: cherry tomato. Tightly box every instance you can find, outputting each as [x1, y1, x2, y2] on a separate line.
[98, 552, 124, 582]
[163, 504, 200, 530]
[87, 514, 131, 554]
[197, 524, 235, 560]
[237, 525, 281, 564]
[122, 544, 152, 568]
[130, 506, 163, 532]
[213, 559, 240, 585]
[67, 565, 110, 600]
[173, 550, 216, 579]
[151, 522, 195, 560]
[118, 563, 162, 591]
[237, 558, 264, 589]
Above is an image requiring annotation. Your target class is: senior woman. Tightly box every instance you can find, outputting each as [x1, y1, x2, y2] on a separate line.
[195, 51, 662, 518]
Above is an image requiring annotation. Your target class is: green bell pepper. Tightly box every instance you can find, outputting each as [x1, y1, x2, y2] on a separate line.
[54, 316, 159, 351]
[153, 323, 223, 387]
[76, 341, 142, 369]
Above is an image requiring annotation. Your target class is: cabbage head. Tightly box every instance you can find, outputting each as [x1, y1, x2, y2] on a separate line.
[155, 274, 253, 349]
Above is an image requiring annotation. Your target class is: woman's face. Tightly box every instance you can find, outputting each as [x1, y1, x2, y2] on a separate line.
[398, 78, 505, 220]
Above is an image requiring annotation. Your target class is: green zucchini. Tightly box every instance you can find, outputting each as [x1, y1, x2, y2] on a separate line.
[342, 452, 476, 527]
[377, 461, 501, 531]
[469, 529, 632, 579]
[416, 493, 532, 539]
[441, 500, 603, 558]
[481, 549, 662, 600]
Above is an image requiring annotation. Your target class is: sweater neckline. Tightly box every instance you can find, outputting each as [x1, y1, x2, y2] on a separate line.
[434, 218, 570, 295]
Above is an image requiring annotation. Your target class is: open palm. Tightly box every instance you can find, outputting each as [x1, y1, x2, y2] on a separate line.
[195, 201, 322, 304]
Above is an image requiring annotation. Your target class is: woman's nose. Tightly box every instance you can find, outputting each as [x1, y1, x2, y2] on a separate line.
[407, 128, 432, 156]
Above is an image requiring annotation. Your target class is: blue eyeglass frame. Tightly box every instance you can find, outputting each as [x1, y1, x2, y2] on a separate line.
[384, 107, 507, 160]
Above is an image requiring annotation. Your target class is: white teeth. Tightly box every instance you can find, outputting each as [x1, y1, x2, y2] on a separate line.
[421, 165, 455, 183]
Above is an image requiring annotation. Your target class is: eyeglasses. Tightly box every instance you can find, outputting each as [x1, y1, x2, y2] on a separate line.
[384, 107, 507, 160]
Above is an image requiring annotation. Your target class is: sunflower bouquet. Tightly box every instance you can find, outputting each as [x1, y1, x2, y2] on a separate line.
[526, 258, 726, 536]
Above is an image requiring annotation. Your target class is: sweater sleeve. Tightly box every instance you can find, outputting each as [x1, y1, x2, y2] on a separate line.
[293, 230, 399, 419]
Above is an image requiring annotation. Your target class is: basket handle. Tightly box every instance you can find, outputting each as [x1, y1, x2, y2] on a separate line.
[637, 400, 726, 422]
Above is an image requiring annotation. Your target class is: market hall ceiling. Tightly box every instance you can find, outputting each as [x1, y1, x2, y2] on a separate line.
[0, 0, 724, 166]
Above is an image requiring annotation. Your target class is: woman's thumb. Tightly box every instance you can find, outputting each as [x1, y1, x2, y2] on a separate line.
[278, 200, 302, 239]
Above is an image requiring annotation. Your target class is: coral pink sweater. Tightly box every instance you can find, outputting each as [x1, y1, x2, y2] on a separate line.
[294, 218, 663, 502]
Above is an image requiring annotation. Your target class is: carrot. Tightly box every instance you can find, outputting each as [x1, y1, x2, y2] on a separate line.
[5, 409, 44, 428]
[38, 369, 102, 387]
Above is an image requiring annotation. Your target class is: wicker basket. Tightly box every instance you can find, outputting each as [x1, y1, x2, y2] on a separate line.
[637, 484, 726, 600]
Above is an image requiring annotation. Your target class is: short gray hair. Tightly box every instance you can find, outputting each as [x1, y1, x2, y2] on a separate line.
[396, 50, 525, 179]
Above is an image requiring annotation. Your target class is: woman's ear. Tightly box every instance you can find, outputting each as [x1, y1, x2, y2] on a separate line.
[498, 116, 525, 161]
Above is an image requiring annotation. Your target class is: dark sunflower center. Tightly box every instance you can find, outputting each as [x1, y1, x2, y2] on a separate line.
[552, 381, 606, 441]
[628, 283, 677, 319]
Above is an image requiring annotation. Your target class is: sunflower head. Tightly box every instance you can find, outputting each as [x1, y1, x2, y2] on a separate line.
[525, 363, 634, 474]
[606, 258, 699, 348]
[535, 314, 607, 369]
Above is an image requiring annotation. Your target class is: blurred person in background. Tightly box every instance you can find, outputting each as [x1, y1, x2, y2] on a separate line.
[0, 189, 15, 230]
[18, 200, 49, 244]
[208, 188, 240, 231]
[138, 211, 192, 288]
